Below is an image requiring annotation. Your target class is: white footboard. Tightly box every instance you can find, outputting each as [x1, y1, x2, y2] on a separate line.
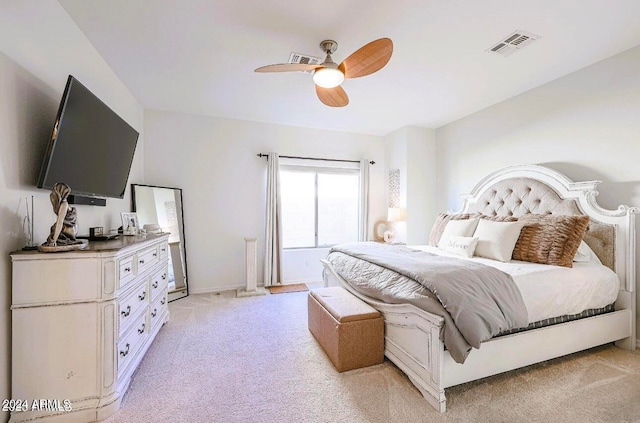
[321, 259, 449, 412]
[321, 258, 634, 414]
[378, 305, 446, 412]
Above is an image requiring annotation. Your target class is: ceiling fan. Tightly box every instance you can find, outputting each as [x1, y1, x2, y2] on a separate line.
[254, 38, 393, 107]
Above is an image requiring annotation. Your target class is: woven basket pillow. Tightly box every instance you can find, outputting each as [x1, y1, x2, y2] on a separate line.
[511, 214, 590, 268]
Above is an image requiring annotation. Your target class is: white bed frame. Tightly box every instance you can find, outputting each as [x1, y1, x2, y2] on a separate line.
[321, 164, 637, 413]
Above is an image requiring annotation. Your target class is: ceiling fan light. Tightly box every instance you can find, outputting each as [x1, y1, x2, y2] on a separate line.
[313, 67, 344, 88]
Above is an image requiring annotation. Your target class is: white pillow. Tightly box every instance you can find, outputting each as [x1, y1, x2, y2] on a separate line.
[472, 220, 523, 262]
[573, 240, 602, 264]
[443, 236, 479, 258]
[438, 218, 480, 249]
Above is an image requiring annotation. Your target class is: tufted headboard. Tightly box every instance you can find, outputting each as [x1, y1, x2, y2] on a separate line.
[465, 176, 615, 270]
[457, 165, 637, 296]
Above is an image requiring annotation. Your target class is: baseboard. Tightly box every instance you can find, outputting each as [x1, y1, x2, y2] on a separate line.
[189, 279, 323, 295]
[189, 284, 246, 295]
[281, 278, 323, 284]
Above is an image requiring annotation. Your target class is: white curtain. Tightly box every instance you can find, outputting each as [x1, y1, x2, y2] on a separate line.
[264, 153, 282, 287]
[359, 159, 370, 241]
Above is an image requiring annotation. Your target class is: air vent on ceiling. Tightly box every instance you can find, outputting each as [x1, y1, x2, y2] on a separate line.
[487, 30, 540, 57]
[288, 52, 323, 73]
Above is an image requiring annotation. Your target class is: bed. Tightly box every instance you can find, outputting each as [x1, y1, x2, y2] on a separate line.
[320, 164, 637, 412]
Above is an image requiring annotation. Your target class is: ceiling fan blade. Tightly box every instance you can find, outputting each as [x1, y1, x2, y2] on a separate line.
[338, 38, 393, 79]
[316, 85, 349, 107]
[254, 63, 322, 73]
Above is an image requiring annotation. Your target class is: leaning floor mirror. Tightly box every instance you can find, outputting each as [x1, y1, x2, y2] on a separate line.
[132, 184, 189, 302]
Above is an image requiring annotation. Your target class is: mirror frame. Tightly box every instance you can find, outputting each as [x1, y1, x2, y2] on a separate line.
[131, 184, 189, 302]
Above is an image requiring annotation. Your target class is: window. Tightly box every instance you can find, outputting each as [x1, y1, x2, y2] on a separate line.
[280, 162, 361, 249]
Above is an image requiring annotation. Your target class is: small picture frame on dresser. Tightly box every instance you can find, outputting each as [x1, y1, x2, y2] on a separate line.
[121, 212, 139, 235]
[90, 226, 104, 238]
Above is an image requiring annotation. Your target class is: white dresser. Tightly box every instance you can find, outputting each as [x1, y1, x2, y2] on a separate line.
[9, 234, 170, 423]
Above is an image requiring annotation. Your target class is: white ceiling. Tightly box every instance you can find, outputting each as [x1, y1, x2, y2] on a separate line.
[59, 0, 640, 136]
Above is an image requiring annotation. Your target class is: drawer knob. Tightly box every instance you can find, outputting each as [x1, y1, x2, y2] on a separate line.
[151, 308, 157, 318]
[139, 259, 145, 264]
[124, 267, 131, 273]
[162, 274, 167, 280]
[152, 281, 159, 289]
[138, 323, 146, 334]
[120, 343, 130, 357]
[153, 252, 157, 257]
[138, 291, 146, 301]
[161, 298, 166, 305]
[121, 305, 131, 317]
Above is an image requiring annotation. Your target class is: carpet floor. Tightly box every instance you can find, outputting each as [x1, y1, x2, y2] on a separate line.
[104, 291, 640, 423]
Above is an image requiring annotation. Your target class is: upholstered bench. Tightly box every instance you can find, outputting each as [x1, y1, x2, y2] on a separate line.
[307, 286, 384, 372]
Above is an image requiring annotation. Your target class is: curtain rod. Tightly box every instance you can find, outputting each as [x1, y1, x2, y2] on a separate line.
[257, 153, 375, 165]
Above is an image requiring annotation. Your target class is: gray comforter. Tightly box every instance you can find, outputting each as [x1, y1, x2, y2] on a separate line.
[327, 242, 529, 364]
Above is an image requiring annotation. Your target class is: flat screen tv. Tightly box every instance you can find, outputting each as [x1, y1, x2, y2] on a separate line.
[37, 75, 139, 201]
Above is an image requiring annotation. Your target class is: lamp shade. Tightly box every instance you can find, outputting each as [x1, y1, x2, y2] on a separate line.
[387, 207, 406, 222]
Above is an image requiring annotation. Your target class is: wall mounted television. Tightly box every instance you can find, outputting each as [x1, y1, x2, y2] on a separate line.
[37, 75, 139, 205]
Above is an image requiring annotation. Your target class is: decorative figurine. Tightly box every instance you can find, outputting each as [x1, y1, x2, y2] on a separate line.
[38, 183, 88, 252]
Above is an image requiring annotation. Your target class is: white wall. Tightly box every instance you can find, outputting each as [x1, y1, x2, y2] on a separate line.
[384, 126, 437, 245]
[406, 127, 437, 245]
[143, 110, 386, 293]
[435, 45, 640, 344]
[0, 1, 145, 412]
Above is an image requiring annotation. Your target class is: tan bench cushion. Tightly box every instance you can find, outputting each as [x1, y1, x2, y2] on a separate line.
[310, 287, 380, 323]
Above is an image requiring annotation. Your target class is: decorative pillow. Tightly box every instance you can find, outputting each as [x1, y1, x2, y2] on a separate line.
[573, 240, 602, 264]
[438, 219, 480, 249]
[512, 214, 590, 268]
[472, 220, 524, 262]
[443, 236, 479, 258]
[428, 213, 517, 246]
[428, 213, 472, 246]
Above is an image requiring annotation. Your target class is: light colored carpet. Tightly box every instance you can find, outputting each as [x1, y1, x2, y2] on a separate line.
[267, 283, 309, 294]
[104, 291, 640, 423]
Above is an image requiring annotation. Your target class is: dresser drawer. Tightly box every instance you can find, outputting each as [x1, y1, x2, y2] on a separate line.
[118, 254, 135, 289]
[117, 315, 148, 375]
[150, 266, 168, 302]
[137, 245, 159, 276]
[118, 282, 148, 335]
[159, 242, 168, 261]
[149, 292, 168, 330]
